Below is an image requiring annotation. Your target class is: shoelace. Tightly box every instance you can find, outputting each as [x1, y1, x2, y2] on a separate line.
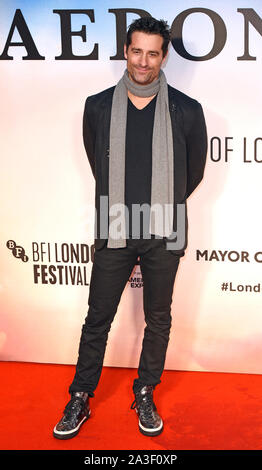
[131, 387, 156, 421]
[64, 397, 85, 417]
[131, 385, 154, 408]
[130, 399, 137, 410]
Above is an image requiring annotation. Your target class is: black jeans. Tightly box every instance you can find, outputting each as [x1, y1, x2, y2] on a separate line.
[69, 238, 181, 397]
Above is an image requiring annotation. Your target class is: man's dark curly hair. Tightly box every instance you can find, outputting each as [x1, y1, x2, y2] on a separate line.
[126, 17, 171, 58]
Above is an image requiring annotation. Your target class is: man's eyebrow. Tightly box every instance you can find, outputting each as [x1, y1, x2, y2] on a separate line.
[131, 47, 160, 54]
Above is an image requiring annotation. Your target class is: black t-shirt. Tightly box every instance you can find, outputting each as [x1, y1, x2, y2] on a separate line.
[125, 95, 157, 238]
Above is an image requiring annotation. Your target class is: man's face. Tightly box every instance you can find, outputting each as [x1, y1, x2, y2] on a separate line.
[124, 31, 167, 86]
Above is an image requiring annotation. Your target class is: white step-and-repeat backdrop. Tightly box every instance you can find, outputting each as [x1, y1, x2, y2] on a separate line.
[1, 0, 262, 374]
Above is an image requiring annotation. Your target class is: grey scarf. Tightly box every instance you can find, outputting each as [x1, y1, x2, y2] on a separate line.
[107, 68, 174, 248]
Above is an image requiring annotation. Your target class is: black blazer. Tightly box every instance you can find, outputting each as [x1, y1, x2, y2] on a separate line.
[83, 84, 208, 254]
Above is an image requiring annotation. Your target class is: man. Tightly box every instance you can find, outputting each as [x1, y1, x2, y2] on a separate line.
[53, 17, 207, 439]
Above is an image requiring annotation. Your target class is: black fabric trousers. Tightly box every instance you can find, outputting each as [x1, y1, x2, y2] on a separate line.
[69, 238, 181, 397]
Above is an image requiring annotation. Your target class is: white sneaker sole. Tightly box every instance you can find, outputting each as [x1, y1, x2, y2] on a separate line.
[139, 417, 163, 436]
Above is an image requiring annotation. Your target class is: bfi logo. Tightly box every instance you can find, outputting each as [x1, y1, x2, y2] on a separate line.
[6, 240, 29, 262]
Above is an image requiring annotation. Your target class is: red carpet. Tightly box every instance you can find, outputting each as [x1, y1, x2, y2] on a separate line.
[0, 361, 262, 450]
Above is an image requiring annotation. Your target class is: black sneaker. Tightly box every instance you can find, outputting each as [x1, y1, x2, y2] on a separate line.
[53, 392, 91, 439]
[131, 385, 163, 436]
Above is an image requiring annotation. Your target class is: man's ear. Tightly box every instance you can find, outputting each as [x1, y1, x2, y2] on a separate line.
[124, 43, 127, 60]
[162, 50, 168, 66]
